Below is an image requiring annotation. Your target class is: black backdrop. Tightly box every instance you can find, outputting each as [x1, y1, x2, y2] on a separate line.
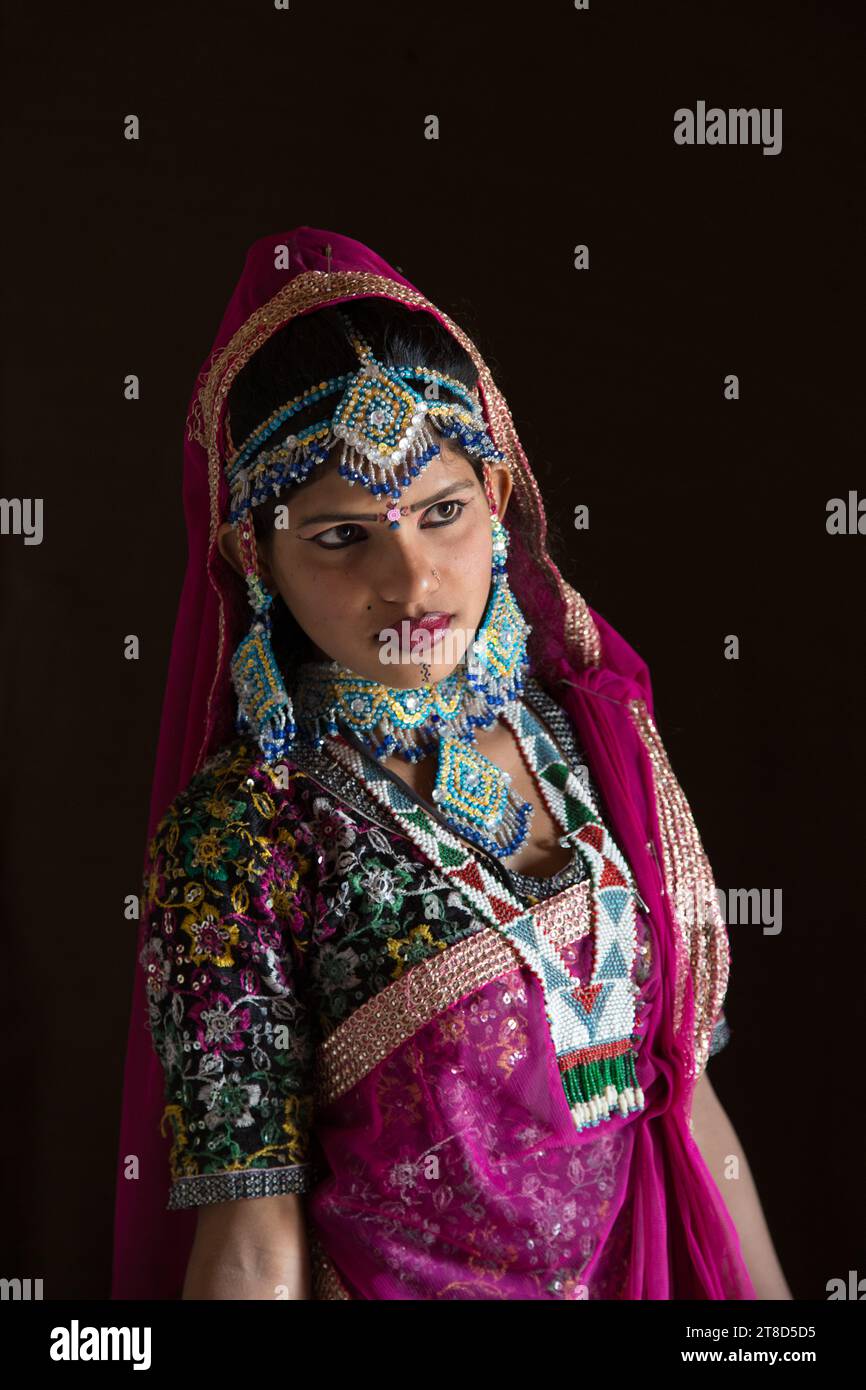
[1, 0, 863, 1301]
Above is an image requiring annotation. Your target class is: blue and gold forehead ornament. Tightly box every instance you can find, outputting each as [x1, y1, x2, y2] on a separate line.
[224, 310, 505, 527]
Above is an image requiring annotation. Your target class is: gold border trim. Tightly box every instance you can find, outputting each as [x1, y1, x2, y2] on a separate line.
[626, 697, 729, 1081]
[314, 926, 520, 1110]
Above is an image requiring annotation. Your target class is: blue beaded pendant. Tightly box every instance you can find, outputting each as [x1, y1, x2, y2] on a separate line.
[431, 735, 533, 858]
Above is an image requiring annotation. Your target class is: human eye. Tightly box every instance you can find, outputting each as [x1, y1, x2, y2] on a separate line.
[420, 498, 469, 528]
[311, 523, 368, 550]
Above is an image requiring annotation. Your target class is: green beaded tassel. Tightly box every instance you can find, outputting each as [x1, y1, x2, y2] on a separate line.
[559, 1045, 644, 1128]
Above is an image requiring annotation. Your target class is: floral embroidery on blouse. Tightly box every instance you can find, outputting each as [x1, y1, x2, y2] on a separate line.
[139, 744, 320, 1206]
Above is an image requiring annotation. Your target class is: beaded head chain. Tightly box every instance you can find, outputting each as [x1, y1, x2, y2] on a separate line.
[223, 309, 506, 528]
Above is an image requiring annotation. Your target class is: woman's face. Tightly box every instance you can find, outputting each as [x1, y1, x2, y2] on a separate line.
[218, 436, 513, 689]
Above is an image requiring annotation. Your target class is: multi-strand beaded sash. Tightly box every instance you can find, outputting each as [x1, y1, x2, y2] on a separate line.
[327, 700, 645, 1132]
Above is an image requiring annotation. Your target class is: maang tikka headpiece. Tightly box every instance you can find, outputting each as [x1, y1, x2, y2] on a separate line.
[226, 308, 542, 856]
[224, 309, 505, 526]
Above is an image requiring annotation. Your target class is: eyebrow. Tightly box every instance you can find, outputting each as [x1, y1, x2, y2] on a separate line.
[295, 479, 477, 529]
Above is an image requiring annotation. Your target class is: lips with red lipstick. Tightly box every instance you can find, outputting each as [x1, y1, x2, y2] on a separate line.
[376, 612, 453, 643]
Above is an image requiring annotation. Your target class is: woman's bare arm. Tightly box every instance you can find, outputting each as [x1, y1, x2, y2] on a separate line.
[182, 1192, 312, 1300]
[690, 1069, 793, 1299]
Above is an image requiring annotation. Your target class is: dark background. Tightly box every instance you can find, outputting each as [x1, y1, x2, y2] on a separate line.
[1, 0, 863, 1300]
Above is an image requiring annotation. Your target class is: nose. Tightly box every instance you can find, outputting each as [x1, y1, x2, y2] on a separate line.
[374, 535, 437, 608]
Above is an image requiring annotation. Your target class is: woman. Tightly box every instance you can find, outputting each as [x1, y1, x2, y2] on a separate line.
[112, 226, 790, 1300]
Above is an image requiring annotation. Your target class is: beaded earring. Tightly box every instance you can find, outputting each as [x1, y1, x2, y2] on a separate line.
[229, 513, 296, 764]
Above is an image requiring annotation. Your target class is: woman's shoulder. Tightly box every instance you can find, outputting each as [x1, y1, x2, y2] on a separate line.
[143, 734, 320, 898]
[150, 735, 311, 836]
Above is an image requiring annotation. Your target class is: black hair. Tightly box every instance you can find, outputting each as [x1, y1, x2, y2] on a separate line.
[225, 297, 486, 682]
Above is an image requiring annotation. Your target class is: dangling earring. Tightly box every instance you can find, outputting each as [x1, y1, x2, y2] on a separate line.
[229, 515, 296, 763]
[465, 463, 527, 689]
[481, 460, 510, 586]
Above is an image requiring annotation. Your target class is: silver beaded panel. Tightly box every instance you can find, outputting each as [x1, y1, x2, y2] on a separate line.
[166, 1162, 315, 1211]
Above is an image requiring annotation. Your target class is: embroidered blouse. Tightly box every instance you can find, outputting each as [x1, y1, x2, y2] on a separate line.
[139, 680, 730, 1211]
